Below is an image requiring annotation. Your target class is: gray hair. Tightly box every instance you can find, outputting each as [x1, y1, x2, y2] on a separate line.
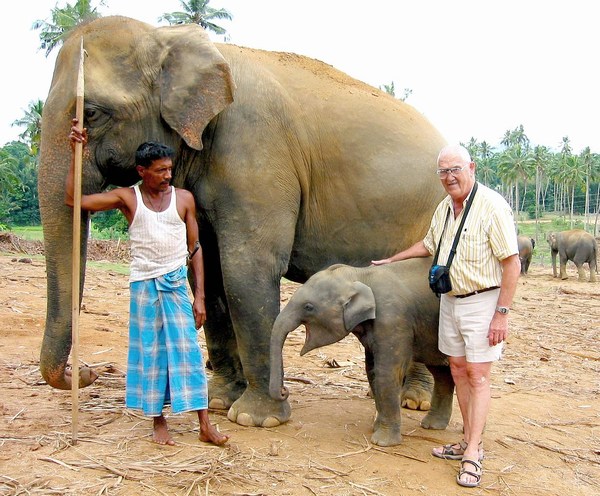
[437, 144, 472, 165]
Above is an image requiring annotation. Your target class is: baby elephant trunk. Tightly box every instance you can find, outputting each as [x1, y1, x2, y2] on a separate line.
[269, 308, 302, 401]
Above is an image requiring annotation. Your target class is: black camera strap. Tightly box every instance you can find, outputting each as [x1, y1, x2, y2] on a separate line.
[432, 182, 478, 268]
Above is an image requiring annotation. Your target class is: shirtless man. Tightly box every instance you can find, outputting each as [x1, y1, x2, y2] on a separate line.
[67, 120, 229, 446]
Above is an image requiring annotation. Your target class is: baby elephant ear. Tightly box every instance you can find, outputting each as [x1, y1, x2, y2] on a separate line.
[343, 281, 376, 331]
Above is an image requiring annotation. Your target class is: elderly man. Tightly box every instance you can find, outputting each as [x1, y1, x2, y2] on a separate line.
[372, 144, 520, 488]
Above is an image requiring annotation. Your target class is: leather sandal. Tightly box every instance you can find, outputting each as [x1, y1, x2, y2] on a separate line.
[456, 458, 482, 488]
[432, 440, 484, 461]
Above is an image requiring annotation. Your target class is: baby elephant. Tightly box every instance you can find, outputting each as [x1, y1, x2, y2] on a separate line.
[517, 235, 535, 274]
[269, 258, 454, 447]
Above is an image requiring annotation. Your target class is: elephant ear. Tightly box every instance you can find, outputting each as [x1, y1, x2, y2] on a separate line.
[155, 24, 235, 150]
[343, 281, 376, 331]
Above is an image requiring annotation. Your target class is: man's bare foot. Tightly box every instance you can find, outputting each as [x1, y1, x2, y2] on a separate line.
[152, 415, 175, 445]
[198, 409, 230, 446]
[199, 423, 230, 446]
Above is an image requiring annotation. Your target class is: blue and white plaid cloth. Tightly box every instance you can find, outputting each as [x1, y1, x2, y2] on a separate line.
[126, 265, 208, 416]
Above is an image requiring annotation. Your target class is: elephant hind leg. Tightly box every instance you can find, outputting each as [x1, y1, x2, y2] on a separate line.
[401, 361, 434, 411]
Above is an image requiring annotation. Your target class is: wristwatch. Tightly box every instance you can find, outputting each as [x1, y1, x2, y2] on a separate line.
[495, 306, 510, 315]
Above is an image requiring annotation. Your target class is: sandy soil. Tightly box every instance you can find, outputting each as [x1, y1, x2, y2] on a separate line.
[0, 240, 599, 496]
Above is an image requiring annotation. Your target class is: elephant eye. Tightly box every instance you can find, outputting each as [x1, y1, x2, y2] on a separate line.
[83, 104, 111, 128]
[304, 303, 314, 313]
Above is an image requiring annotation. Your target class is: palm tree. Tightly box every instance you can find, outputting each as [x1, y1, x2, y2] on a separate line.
[159, 0, 233, 36]
[580, 147, 592, 230]
[12, 100, 44, 156]
[531, 145, 551, 240]
[497, 145, 535, 229]
[561, 155, 587, 227]
[0, 155, 20, 222]
[32, 0, 103, 57]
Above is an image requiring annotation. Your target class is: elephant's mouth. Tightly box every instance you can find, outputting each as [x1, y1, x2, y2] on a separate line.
[304, 322, 310, 342]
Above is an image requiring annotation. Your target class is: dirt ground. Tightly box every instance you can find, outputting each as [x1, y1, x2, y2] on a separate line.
[1, 238, 599, 496]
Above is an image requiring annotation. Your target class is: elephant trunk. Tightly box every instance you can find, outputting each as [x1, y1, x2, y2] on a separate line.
[38, 104, 99, 390]
[269, 308, 302, 401]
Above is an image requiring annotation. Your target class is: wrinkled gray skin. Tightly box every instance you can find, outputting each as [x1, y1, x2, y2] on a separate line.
[269, 259, 454, 446]
[517, 235, 535, 274]
[547, 230, 597, 282]
[38, 16, 447, 427]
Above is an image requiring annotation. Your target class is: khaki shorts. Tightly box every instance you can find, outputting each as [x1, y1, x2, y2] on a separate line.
[439, 288, 503, 363]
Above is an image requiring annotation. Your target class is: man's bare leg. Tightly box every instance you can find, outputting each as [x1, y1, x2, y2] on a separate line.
[153, 415, 175, 445]
[197, 409, 230, 445]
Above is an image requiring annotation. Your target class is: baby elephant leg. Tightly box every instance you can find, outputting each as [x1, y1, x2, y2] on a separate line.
[420, 365, 454, 430]
[367, 357, 403, 446]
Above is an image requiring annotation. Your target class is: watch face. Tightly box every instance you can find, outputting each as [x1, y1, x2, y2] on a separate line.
[497, 306, 508, 314]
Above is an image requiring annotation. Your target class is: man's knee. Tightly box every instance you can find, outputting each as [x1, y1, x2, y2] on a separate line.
[465, 362, 492, 388]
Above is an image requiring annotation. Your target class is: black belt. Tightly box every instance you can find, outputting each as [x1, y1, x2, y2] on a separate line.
[454, 286, 500, 299]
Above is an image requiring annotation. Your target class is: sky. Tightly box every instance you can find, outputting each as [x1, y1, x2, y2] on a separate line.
[2, 0, 600, 154]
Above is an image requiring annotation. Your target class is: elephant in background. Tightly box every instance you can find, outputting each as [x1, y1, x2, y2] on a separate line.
[517, 235, 535, 274]
[269, 259, 454, 447]
[547, 229, 597, 282]
[38, 16, 447, 427]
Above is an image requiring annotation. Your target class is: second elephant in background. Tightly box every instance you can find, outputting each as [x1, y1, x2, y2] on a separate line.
[517, 235, 535, 274]
[547, 229, 597, 282]
[269, 258, 454, 447]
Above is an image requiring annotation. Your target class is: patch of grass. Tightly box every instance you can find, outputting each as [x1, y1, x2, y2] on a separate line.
[9, 226, 44, 240]
[87, 260, 129, 275]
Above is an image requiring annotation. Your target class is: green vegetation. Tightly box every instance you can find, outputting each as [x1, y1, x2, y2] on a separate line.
[2, 1, 599, 245]
[159, 0, 233, 37]
[9, 225, 43, 240]
[32, 0, 104, 56]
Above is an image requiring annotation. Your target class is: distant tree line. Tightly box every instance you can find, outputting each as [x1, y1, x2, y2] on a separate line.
[2, 1, 599, 239]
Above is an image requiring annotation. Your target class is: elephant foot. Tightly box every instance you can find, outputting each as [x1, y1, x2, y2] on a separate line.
[63, 366, 98, 388]
[401, 396, 431, 411]
[421, 410, 451, 430]
[401, 362, 434, 411]
[371, 421, 402, 446]
[207, 375, 247, 410]
[227, 388, 291, 427]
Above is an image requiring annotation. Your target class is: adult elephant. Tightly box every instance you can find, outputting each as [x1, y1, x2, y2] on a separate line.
[517, 235, 535, 274]
[38, 16, 446, 427]
[546, 229, 597, 282]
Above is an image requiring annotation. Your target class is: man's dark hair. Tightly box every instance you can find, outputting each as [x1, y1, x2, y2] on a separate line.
[135, 142, 174, 168]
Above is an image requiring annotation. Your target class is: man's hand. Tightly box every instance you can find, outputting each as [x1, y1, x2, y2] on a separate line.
[69, 118, 87, 150]
[371, 258, 392, 266]
[193, 298, 207, 329]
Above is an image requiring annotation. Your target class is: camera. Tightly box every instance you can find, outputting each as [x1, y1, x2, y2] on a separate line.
[428, 264, 452, 295]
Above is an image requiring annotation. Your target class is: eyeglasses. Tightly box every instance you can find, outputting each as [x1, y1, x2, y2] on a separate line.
[435, 165, 467, 178]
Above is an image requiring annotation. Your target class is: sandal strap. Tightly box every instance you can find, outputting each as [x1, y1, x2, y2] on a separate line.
[460, 459, 482, 471]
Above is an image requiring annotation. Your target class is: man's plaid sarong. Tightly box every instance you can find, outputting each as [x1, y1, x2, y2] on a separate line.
[126, 265, 208, 416]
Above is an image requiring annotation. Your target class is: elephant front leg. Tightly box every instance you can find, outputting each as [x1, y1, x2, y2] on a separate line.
[222, 277, 291, 428]
[421, 365, 454, 430]
[401, 361, 434, 411]
[560, 257, 569, 280]
[366, 348, 403, 446]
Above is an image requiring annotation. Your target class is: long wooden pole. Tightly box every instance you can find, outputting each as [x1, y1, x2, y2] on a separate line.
[71, 37, 85, 445]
